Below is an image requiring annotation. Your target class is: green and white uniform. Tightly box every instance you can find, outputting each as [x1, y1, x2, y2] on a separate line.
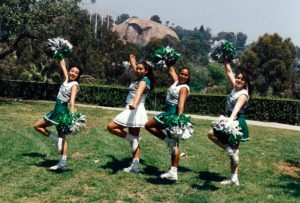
[113, 77, 151, 128]
[215, 88, 249, 143]
[44, 80, 79, 127]
[154, 81, 190, 128]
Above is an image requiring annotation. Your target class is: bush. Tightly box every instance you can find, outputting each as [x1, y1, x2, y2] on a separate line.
[1, 80, 299, 125]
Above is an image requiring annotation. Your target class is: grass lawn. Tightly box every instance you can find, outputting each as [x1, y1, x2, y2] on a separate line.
[0, 101, 299, 203]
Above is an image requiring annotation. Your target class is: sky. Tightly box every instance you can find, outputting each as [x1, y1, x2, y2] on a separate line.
[80, 0, 300, 46]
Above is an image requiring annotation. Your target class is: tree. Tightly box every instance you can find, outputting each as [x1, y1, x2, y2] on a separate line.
[239, 33, 296, 97]
[115, 13, 130, 25]
[0, 0, 83, 60]
[150, 15, 162, 24]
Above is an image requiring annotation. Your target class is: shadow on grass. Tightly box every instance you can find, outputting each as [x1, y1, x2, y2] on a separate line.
[191, 171, 225, 191]
[22, 152, 47, 159]
[101, 155, 132, 174]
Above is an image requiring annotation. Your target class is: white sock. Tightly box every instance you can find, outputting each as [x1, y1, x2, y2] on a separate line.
[132, 158, 139, 163]
[170, 166, 178, 173]
[60, 155, 67, 165]
[226, 146, 234, 155]
[231, 173, 238, 181]
[49, 133, 58, 142]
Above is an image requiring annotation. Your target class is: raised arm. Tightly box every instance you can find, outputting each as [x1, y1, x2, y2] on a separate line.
[69, 85, 78, 113]
[129, 81, 147, 110]
[168, 65, 178, 82]
[60, 59, 68, 81]
[129, 54, 137, 72]
[224, 61, 235, 87]
[177, 87, 188, 114]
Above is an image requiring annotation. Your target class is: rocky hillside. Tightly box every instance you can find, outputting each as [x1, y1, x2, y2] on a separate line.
[112, 18, 179, 46]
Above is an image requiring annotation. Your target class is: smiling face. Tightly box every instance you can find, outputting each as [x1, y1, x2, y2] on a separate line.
[178, 68, 190, 84]
[68, 67, 80, 81]
[235, 73, 247, 90]
[135, 63, 148, 78]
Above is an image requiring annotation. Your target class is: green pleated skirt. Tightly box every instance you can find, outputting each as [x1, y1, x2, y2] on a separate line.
[154, 103, 177, 128]
[214, 114, 249, 144]
[44, 99, 69, 125]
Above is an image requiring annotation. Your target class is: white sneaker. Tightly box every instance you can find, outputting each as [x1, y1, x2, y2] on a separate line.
[123, 163, 140, 173]
[49, 162, 67, 171]
[160, 170, 178, 180]
[220, 178, 239, 186]
[57, 138, 63, 153]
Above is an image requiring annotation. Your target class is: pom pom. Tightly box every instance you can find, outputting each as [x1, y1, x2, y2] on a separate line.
[165, 114, 194, 140]
[210, 40, 236, 63]
[211, 115, 243, 144]
[44, 37, 73, 59]
[152, 46, 180, 70]
[57, 113, 86, 134]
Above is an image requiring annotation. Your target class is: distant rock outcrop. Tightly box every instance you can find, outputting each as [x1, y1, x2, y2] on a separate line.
[112, 18, 179, 46]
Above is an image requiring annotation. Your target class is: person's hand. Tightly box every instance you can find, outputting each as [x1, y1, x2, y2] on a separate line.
[225, 118, 233, 129]
[129, 104, 136, 110]
[71, 108, 77, 114]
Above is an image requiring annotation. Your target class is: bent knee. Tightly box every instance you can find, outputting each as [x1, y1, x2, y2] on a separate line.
[207, 129, 214, 139]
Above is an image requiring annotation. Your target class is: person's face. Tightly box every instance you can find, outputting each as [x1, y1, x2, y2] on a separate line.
[135, 64, 148, 78]
[178, 68, 190, 84]
[68, 67, 80, 81]
[235, 73, 247, 90]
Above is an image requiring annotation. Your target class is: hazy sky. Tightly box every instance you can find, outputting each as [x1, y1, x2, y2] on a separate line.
[81, 0, 300, 46]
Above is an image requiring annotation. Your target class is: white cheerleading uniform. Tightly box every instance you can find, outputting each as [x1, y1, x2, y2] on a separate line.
[113, 77, 151, 128]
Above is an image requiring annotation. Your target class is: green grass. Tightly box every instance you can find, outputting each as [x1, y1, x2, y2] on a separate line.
[0, 101, 299, 203]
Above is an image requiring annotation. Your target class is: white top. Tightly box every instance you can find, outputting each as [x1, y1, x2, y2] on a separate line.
[166, 81, 190, 105]
[125, 77, 151, 104]
[57, 80, 79, 102]
[226, 88, 249, 114]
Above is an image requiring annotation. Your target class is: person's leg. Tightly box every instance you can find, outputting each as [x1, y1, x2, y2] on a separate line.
[221, 145, 240, 186]
[207, 129, 228, 149]
[33, 118, 53, 137]
[145, 119, 167, 139]
[160, 140, 179, 180]
[50, 132, 67, 171]
[107, 121, 127, 138]
[34, 118, 62, 152]
[123, 127, 141, 173]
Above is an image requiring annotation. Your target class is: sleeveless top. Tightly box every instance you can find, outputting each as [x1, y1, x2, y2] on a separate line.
[166, 81, 190, 106]
[57, 80, 79, 102]
[125, 77, 151, 104]
[226, 88, 249, 115]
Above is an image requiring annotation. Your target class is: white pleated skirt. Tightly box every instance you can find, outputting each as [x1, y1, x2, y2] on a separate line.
[113, 103, 148, 128]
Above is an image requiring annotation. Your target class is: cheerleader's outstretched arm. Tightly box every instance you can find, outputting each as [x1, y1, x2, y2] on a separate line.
[129, 81, 147, 110]
[224, 61, 235, 87]
[60, 59, 68, 81]
[168, 65, 178, 82]
[129, 54, 137, 72]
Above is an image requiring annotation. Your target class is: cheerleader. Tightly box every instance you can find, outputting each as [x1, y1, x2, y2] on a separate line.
[33, 59, 82, 170]
[208, 61, 251, 186]
[145, 65, 191, 181]
[107, 54, 154, 173]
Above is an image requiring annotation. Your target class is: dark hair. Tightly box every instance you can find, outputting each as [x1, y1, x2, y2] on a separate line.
[138, 60, 155, 90]
[179, 66, 191, 84]
[238, 71, 252, 95]
[69, 64, 83, 82]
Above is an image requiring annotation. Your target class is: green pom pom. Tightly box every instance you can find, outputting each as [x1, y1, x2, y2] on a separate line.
[210, 40, 236, 63]
[152, 46, 180, 70]
[44, 37, 73, 59]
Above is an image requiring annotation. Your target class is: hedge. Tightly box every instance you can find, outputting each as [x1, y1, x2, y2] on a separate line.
[0, 80, 299, 125]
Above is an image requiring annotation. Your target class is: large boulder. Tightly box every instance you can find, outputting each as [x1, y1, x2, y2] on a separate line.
[112, 18, 179, 46]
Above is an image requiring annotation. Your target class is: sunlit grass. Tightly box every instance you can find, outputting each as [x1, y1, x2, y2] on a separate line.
[0, 101, 299, 202]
